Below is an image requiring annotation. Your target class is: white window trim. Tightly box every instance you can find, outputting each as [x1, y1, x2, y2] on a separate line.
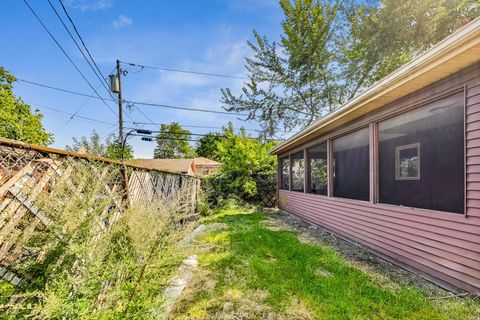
[395, 143, 421, 181]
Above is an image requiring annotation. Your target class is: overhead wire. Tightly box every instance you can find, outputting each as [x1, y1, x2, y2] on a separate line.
[56, 0, 115, 100]
[120, 60, 248, 80]
[17, 77, 249, 116]
[129, 121, 259, 132]
[21, 0, 117, 117]
[129, 134, 201, 143]
[46, 0, 112, 100]
[27, 101, 115, 125]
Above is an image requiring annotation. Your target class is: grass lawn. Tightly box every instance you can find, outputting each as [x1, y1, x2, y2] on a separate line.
[172, 208, 480, 319]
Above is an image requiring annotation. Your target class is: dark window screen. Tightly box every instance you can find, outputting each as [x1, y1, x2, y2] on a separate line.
[333, 128, 370, 201]
[307, 143, 328, 195]
[280, 157, 290, 190]
[379, 92, 464, 214]
[291, 152, 305, 192]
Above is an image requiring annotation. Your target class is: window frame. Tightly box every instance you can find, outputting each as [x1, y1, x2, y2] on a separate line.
[279, 156, 290, 191]
[373, 88, 466, 215]
[290, 151, 305, 192]
[306, 142, 329, 196]
[277, 87, 466, 217]
[331, 126, 371, 202]
[395, 143, 421, 181]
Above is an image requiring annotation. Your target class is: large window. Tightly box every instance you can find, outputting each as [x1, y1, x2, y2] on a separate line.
[307, 143, 328, 195]
[333, 128, 370, 201]
[379, 92, 464, 213]
[291, 152, 305, 192]
[280, 157, 290, 190]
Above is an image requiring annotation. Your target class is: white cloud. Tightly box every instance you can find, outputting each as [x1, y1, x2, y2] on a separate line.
[112, 15, 133, 29]
[64, 0, 113, 11]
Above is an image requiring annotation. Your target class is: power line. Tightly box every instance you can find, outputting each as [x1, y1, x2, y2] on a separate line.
[146, 131, 225, 138]
[17, 78, 99, 98]
[22, 0, 117, 117]
[54, 66, 119, 133]
[121, 60, 248, 80]
[17, 77, 248, 116]
[129, 121, 259, 132]
[126, 101, 246, 116]
[47, 0, 112, 100]
[27, 101, 115, 125]
[56, 0, 115, 101]
[29, 101, 248, 138]
[130, 134, 201, 143]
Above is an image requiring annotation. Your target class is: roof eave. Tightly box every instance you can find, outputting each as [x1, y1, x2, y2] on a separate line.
[270, 16, 480, 155]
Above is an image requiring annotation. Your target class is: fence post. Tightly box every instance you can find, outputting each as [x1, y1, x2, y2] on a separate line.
[121, 164, 129, 206]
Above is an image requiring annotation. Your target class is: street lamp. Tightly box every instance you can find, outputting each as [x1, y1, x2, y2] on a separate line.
[121, 128, 153, 162]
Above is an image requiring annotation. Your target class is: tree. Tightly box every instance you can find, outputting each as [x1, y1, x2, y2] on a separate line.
[0, 67, 53, 145]
[339, 0, 480, 92]
[222, 0, 340, 137]
[221, 0, 480, 136]
[206, 123, 277, 202]
[195, 132, 224, 160]
[153, 122, 195, 159]
[66, 130, 133, 160]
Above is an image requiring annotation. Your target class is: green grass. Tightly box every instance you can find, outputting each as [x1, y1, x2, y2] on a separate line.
[172, 209, 480, 319]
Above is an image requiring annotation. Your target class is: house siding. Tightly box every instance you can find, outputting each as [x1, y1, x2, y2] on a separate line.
[278, 63, 480, 293]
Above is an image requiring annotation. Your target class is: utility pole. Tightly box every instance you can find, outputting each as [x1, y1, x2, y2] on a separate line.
[116, 59, 123, 144]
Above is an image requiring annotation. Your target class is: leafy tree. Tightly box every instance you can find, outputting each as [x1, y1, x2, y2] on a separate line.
[67, 130, 133, 160]
[340, 0, 480, 92]
[222, 0, 340, 137]
[195, 132, 224, 160]
[222, 0, 479, 136]
[0, 67, 53, 145]
[153, 122, 195, 159]
[206, 123, 277, 202]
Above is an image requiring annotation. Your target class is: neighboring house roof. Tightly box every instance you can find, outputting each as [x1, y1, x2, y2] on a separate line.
[193, 157, 221, 167]
[270, 16, 480, 155]
[132, 158, 196, 175]
[129, 157, 221, 175]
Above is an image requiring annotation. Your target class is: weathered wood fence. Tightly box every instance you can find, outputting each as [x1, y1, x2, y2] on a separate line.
[0, 138, 200, 288]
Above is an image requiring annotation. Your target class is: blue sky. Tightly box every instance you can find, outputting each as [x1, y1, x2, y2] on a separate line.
[0, 0, 284, 157]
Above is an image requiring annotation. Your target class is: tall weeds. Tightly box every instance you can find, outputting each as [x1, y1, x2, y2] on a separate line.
[0, 161, 197, 319]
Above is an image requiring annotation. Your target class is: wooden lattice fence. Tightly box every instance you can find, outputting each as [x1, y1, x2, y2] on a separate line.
[0, 138, 200, 289]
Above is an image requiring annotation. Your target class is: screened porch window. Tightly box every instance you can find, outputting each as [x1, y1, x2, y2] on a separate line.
[378, 92, 464, 214]
[307, 143, 328, 195]
[280, 157, 290, 190]
[333, 128, 370, 201]
[291, 152, 305, 192]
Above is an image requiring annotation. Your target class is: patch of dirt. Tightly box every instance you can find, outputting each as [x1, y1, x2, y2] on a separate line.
[266, 209, 449, 297]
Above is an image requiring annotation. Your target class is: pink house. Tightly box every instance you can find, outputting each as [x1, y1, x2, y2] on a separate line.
[271, 18, 480, 293]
